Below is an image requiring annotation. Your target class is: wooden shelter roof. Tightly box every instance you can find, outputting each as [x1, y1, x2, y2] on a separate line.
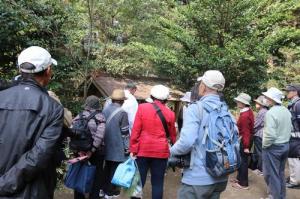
[91, 73, 184, 101]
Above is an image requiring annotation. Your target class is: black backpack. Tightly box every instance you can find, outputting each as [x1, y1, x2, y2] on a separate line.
[69, 111, 99, 152]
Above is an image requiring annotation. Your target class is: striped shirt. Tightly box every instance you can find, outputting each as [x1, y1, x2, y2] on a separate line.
[254, 108, 268, 138]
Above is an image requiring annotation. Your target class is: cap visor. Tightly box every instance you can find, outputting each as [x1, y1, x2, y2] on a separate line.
[197, 76, 203, 82]
[51, 58, 57, 66]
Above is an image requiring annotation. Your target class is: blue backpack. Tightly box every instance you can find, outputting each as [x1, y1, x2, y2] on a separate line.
[201, 101, 241, 177]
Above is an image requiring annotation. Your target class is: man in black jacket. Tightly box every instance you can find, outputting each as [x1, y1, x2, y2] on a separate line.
[286, 84, 300, 189]
[0, 46, 64, 199]
[0, 78, 19, 91]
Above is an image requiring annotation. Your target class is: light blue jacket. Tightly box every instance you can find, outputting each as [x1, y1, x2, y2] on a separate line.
[170, 94, 228, 185]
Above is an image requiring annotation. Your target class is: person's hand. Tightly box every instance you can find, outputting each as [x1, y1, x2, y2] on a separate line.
[244, 148, 250, 154]
[130, 152, 136, 159]
[78, 151, 92, 159]
[78, 151, 86, 157]
[86, 151, 92, 159]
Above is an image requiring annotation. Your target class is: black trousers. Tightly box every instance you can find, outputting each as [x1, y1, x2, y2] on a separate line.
[253, 136, 263, 172]
[237, 143, 249, 186]
[135, 157, 168, 199]
[103, 160, 122, 196]
[74, 153, 105, 199]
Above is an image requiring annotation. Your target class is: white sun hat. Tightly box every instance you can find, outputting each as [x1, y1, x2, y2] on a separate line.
[150, 85, 170, 100]
[180, 92, 191, 103]
[234, 93, 251, 106]
[197, 70, 225, 91]
[262, 87, 284, 104]
[18, 46, 57, 73]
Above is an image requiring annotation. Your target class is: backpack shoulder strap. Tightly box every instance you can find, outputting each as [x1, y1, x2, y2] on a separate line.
[292, 98, 300, 112]
[152, 103, 170, 140]
[106, 107, 123, 126]
[86, 110, 99, 121]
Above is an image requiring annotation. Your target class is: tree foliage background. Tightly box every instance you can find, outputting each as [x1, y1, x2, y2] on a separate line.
[0, 0, 299, 111]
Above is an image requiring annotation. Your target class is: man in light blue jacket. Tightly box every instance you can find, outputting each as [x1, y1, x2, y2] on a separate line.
[171, 70, 228, 199]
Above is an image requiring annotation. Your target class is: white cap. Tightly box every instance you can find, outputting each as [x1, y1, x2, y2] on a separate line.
[197, 70, 225, 91]
[180, 92, 191, 103]
[150, 85, 170, 100]
[262, 87, 284, 104]
[18, 46, 57, 73]
[234, 93, 251, 106]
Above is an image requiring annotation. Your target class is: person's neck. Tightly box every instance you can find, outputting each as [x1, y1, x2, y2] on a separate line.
[34, 77, 46, 87]
[203, 90, 218, 96]
[292, 96, 299, 101]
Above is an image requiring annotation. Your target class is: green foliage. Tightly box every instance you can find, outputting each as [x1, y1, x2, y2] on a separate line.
[1, 0, 299, 109]
[144, 0, 269, 105]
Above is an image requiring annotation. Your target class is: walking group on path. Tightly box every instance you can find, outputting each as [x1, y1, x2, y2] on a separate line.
[0, 46, 300, 199]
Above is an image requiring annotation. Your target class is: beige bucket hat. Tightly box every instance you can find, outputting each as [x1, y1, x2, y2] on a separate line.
[111, 89, 127, 101]
[234, 93, 251, 106]
[254, 95, 268, 107]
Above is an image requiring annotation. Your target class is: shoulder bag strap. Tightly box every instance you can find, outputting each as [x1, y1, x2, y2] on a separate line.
[106, 107, 122, 126]
[152, 103, 170, 141]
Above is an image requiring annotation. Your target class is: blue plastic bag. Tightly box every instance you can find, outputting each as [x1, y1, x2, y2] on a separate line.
[64, 161, 96, 194]
[123, 160, 143, 198]
[111, 157, 136, 188]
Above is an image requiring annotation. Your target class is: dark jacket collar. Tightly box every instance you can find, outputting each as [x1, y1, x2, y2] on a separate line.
[19, 78, 48, 94]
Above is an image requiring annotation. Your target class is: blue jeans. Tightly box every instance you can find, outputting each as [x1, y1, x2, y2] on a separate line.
[263, 143, 289, 199]
[136, 157, 168, 199]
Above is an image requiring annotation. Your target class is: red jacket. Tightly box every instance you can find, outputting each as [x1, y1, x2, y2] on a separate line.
[130, 100, 176, 158]
[237, 109, 254, 149]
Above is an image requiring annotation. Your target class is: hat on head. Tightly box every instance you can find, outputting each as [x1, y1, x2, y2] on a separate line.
[285, 84, 300, 92]
[180, 92, 191, 103]
[145, 97, 153, 103]
[111, 89, 127, 101]
[18, 46, 57, 73]
[262, 87, 284, 104]
[197, 70, 225, 91]
[150, 85, 170, 100]
[254, 95, 268, 107]
[125, 82, 137, 89]
[234, 93, 251, 106]
[84, 95, 100, 110]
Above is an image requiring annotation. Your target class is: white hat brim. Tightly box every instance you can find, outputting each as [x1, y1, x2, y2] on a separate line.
[262, 92, 282, 104]
[51, 58, 57, 66]
[180, 97, 190, 102]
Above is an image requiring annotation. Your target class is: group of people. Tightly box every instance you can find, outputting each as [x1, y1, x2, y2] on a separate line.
[0, 45, 299, 199]
[232, 85, 300, 197]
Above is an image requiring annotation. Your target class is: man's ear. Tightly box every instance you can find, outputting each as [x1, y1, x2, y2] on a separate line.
[45, 66, 52, 77]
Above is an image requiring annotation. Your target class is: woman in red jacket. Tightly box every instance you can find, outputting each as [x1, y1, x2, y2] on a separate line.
[232, 93, 254, 190]
[130, 85, 176, 199]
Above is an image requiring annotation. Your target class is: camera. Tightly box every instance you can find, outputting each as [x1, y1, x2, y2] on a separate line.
[168, 153, 191, 169]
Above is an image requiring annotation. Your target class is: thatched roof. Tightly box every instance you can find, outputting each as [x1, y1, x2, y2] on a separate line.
[91, 73, 184, 101]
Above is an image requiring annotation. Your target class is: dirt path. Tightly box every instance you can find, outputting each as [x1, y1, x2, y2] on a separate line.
[55, 169, 300, 199]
